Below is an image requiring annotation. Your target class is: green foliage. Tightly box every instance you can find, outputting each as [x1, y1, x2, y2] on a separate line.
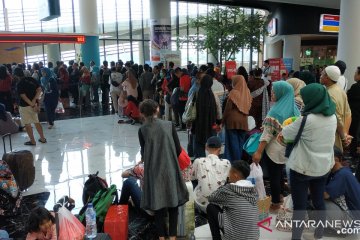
[181, 7, 268, 65]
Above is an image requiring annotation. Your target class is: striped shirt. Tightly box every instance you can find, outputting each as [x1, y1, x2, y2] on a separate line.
[209, 180, 259, 240]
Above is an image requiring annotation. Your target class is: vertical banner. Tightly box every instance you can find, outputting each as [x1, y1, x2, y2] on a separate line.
[283, 58, 293, 73]
[150, 19, 171, 66]
[269, 58, 289, 81]
[225, 61, 237, 80]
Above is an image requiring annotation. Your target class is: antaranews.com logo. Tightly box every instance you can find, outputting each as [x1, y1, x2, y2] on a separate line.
[258, 216, 360, 236]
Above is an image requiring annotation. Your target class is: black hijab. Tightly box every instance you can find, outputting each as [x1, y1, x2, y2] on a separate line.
[195, 74, 217, 144]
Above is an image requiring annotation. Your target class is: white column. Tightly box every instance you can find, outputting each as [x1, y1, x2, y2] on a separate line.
[150, 0, 170, 21]
[265, 40, 282, 60]
[78, 0, 98, 34]
[78, 0, 99, 67]
[46, 44, 60, 64]
[207, 52, 217, 64]
[337, 0, 360, 88]
[283, 35, 301, 71]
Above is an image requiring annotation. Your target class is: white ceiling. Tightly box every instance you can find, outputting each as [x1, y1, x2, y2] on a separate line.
[256, 0, 340, 9]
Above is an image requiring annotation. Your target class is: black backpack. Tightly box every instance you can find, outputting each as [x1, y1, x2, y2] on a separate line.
[82, 171, 108, 205]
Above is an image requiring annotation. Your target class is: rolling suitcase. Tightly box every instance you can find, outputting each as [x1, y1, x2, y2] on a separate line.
[2, 133, 35, 191]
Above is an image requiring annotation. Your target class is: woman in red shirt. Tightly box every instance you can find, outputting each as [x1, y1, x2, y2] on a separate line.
[0, 65, 13, 113]
[79, 67, 91, 108]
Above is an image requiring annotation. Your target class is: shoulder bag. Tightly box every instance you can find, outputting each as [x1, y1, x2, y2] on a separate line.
[284, 114, 308, 158]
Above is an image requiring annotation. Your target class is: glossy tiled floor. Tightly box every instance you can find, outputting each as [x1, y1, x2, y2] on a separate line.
[2, 115, 359, 239]
[0, 115, 188, 213]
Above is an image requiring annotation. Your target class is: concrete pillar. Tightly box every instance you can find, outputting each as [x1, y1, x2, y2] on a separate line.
[150, 0, 171, 66]
[46, 44, 60, 64]
[283, 35, 301, 71]
[337, 0, 360, 88]
[265, 40, 282, 60]
[78, 0, 100, 67]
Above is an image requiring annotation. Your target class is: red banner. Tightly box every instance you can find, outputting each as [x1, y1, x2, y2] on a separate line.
[225, 61, 237, 80]
[269, 58, 288, 81]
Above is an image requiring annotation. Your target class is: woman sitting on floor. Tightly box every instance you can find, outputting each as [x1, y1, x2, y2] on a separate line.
[0, 103, 23, 135]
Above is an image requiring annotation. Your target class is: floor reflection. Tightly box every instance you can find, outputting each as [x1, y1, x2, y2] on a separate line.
[0, 115, 188, 213]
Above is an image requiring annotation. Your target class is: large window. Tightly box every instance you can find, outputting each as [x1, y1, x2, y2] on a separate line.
[0, 0, 260, 70]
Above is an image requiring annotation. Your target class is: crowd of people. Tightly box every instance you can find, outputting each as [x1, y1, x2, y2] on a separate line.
[1, 57, 360, 240]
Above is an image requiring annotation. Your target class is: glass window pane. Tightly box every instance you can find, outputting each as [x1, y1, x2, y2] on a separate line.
[41, 18, 58, 32]
[103, 40, 119, 62]
[25, 43, 45, 64]
[118, 0, 130, 39]
[102, 0, 117, 37]
[131, 41, 140, 64]
[118, 41, 132, 62]
[5, 0, 26, 31]
[143, 0, 150, 40]
[131, 0, 142, 40]
[58, 0, 75, 33]
[60, 43, 76, 63]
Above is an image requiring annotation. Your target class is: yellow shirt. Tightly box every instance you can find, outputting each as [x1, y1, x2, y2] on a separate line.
[327, 84, 352, 151]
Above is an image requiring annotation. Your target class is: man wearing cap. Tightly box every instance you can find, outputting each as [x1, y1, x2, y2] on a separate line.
[320, 65, 352, 151]
[190, 136, 230, 213]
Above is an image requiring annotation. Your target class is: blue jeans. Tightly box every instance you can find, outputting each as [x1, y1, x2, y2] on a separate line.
[224, 129, 246, 162]
[119, 177, 141, 208]
[290, 170, 328, 240]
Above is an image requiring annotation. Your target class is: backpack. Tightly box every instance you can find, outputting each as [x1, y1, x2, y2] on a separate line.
[0, 159, 22, 216]
[79, 184, 118, 231]
[82, 171, 108, 205]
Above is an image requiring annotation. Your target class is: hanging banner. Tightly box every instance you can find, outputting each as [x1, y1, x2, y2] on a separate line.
[225, 61, 237, 80]
[269, 58, 289, 81]
[150, 19, 171, 66]
[160, 50, 181, 68]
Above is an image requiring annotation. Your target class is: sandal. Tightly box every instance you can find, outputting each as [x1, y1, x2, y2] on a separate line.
[24, 141, 36, 146]
[38, 138, 47, 143]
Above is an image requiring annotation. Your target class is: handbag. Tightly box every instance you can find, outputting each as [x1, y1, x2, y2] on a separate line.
[55, 101, 65, 114]
[243, 132, 261, 156]
[178, 148, 191, 171]
[284, 114, 308, 158]
[182, 93, 197, 124]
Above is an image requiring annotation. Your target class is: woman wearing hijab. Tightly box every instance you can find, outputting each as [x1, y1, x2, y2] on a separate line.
[222, 75, 252, 162]
[41, 67, 59, 129]
[192, 74, 219, 158]
[282, 83, 337, 240]
[287, 78, 306, 112]
[79, 66, 91, 108]
[248, 68, 271, 129]
[252, 81, 300, 212]
[138, 99, 188, 240]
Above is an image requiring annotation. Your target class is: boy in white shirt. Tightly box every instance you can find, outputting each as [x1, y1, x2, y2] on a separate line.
[191, 136, 231, 212]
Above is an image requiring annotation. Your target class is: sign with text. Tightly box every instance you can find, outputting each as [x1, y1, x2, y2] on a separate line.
[225, 61, 237, 80]
[320, 14, 340, 33]
[269, 58, 289, 81]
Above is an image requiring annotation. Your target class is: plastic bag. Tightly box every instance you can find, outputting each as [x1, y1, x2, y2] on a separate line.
[248, 163, 266, 199]
[55, 101, 65, 114]
[58, 206, 85, 240]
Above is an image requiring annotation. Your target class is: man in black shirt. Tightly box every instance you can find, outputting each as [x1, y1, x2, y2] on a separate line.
[16, 72, 46, 145]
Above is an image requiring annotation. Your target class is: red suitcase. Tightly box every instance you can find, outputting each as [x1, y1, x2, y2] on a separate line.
[104, 205, 128, 240]
[2, 133, 35, 191]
